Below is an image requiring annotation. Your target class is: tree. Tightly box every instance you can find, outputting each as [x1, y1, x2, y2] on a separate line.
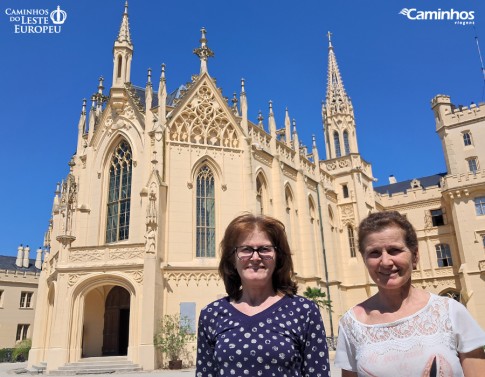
[303, 286, 332, 314]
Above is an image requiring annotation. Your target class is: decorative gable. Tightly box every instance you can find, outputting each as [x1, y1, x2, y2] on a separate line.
[169, 81, 239, 148]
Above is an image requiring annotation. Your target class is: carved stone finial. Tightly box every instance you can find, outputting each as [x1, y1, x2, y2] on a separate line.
[258, 110, 264, 127]
[147, 68, 152, 85]
[98, 77, 104, 94]
[193, 27, 214, 74]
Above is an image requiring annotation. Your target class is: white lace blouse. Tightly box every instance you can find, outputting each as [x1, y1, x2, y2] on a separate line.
[335, 294, 485, 377]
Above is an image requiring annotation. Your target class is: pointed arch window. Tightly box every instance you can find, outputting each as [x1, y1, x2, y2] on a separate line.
[333, 131, 341, 158]
[343, 130, 350, 155]
[196, 166, 215, 258]
[347, 225, 356, 258]
[106, 141, 132, 243]
[256, 175, 267, 215]
[117, 55, 122, 79]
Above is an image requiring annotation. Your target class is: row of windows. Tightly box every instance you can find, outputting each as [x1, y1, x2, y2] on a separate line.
[104, 141, 485, 261]
[0, 291, 33, 308]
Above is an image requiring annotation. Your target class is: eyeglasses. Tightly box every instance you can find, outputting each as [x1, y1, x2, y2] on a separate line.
[234, 245, 277, 260]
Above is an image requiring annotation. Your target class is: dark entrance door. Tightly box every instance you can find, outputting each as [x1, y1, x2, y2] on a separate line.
[102, 286, 130, 356]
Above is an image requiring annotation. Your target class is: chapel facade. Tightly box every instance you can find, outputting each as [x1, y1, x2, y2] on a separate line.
[28, 3, 485, 371]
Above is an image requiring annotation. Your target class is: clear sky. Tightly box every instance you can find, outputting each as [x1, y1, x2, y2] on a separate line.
[0, 0, 484, 256]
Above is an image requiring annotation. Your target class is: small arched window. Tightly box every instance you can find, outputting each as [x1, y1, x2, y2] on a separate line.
[343, 130, 350, 155]
[333, 131, 341, 158]
[463, 132, 472, 146]
[106, 141, 132, 243]
[196, 166, 215, 258]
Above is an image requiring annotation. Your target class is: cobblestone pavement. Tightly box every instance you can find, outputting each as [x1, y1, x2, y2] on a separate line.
[1, 361, 341, 377]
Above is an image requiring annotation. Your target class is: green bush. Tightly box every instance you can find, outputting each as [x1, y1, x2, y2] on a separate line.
[12, 339, 31, 362]
[154, 314, 195, 362]
[0, 348, 14, 363]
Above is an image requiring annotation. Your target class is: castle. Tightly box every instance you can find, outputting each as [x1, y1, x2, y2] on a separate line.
[27, 2, 485, 371]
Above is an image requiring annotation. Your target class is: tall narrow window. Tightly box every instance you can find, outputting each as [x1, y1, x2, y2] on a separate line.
[117, 55, 122, 78]
[106, 141, 132, 243]
[475, 196, 485, 216]
[435, 244, 453, 267]
[19, 292, 33, 308]
[16, 324, 29, 342]
[467, 157, 479, 174]
[348, 226, 356, 258]
[0, 290, 4, 307]
[463, 132, 472, 146]
[342, 184, 349, 198]
[343, 130, 350, 155]
[333, 131, 341, 158]
[196, 166, 215, 258]
[256, 175, 267, 215]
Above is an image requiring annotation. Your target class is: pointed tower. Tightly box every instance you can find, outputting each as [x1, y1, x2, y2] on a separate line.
[112, 1, 133, 88]
[323, 32, 359, 160]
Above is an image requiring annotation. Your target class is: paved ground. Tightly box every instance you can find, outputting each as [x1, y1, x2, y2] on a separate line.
[0, 361, 341, 376]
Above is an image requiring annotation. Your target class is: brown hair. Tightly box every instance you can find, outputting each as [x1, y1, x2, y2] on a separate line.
[358, 211, 418, 253]
[218, 213, 298, 300]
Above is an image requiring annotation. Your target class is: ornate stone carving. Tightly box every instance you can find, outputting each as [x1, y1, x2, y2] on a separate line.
[69, 250, 104, 263]
[165, 271, 220, 286]
[67, 273, 88, 287]
[341, 204, 354, 218]
[169, 82, 239, 148]
[108, 248, 144, 260]
[326, 163, 336, 171]
[145, 190, 157, 254]
[127, 270, 143, 284]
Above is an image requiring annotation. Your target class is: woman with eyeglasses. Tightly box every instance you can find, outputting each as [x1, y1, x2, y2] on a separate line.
[196, 213, 331, 377]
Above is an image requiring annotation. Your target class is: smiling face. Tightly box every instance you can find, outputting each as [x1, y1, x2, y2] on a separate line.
[361, 226, 418, 291]
[234, 227, 276, 290]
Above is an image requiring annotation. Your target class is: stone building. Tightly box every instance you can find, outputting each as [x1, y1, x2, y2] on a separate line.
[0, 247, 42, 348]
[27, 3, 485, 372]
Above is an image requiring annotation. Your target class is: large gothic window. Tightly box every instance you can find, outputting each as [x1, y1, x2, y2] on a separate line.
[196, 166, 215, 258]
[333, 131, 341, 158]
[343, 130, 350, 155]
[106, 141, 132, 243]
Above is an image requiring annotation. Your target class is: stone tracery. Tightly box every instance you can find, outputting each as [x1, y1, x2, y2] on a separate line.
[169, 82, 239, 148]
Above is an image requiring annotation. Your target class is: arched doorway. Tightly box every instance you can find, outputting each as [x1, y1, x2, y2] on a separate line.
[102, 286, 130, 356]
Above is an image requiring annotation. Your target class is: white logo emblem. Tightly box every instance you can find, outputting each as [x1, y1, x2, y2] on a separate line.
[50, 5, 67, 25]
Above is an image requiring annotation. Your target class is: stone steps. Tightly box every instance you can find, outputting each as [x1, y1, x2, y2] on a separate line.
[49, 357, 142, 375]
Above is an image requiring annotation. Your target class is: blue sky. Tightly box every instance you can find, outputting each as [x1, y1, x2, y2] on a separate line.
[0, 0, 484, 256]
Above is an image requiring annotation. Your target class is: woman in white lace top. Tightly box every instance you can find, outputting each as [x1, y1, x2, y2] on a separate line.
[335, 211, 485, 377]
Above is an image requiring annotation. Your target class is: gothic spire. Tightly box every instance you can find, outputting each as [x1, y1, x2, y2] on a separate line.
[117, 1, 132, 45]
[193, 27, 214, 75]
[325, 32, 352, 114]
[112, 1, 133, 88]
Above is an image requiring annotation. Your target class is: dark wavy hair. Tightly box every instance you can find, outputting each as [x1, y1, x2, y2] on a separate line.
[218, 213, 298, 300]
[358, 211, 418, 253]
